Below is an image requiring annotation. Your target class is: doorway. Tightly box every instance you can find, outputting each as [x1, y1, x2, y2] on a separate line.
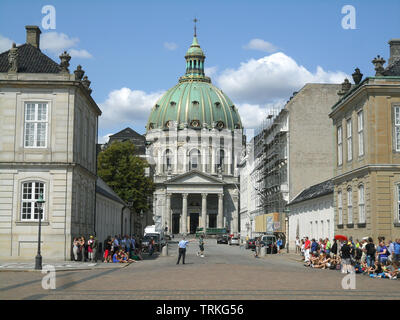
[209, 214, 217, 228]
[172, 214, 180, 234]
[190, 212, 199, 234]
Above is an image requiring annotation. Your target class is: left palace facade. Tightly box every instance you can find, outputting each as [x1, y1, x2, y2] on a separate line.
[0, 26, 101, 260]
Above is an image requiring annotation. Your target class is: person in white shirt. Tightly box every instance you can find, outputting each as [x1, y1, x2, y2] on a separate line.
[295, 237, 300, 254]
[177, 237, 195, 264]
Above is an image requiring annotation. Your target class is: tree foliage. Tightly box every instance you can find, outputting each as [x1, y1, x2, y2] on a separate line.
[97, 140, 154, 212]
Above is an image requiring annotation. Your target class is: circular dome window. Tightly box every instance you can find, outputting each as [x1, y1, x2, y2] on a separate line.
[190, 120, 200, 128]
[216, 121, 225, 129]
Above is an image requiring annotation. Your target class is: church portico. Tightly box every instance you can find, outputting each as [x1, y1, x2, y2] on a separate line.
[162, 170, 225, 234]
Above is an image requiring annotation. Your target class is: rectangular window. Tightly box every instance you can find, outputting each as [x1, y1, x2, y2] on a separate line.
[347, 119, 352, 161]
[337, 126, 343, 166]
[338, 191, 343, 225]
[398, 185, 400, 222]
[358, 185, 365, 223]
[24, 102, 48, 148]
[358, 111, 364, 156]
[347, 188, 353, 224]
[21, 182, 45, 221]
[395, 106, 400, 151]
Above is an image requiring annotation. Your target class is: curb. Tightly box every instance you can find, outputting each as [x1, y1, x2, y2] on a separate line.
[0, 262, 133, 272]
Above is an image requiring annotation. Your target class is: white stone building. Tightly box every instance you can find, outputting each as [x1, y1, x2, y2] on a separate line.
[0, 26, 129, 260]
[145, 33, 244, 235]
[287, 179, 334, 250]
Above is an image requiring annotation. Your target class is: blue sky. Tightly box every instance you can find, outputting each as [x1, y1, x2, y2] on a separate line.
[1, 0, 399, 140]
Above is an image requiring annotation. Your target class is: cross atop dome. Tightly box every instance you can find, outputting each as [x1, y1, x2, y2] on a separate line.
[193, 18, 198, 37]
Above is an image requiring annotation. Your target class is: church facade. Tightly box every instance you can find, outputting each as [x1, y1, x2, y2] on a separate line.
[145, 31, 244, 235]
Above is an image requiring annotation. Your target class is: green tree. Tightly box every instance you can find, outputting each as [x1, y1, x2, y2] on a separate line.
[97, 140, 154, 212]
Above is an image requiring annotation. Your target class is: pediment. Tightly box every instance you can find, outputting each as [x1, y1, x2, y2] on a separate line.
[165, 170, 224, 185]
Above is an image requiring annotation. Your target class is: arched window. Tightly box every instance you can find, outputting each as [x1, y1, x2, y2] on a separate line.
[21, 181, 45, 221]
[189, 149, 201, 170]
[347, 187, 353, 224]
[338, 191, 343, 225]
[163, 149, 172, 173]
[216, 149, 225, 172]
[358, 184, 365, 223]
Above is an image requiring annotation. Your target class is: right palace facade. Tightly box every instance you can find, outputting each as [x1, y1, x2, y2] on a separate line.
[329, 39, 400, 241]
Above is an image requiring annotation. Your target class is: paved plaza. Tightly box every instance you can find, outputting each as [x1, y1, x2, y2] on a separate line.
[0, 238, 399, 300]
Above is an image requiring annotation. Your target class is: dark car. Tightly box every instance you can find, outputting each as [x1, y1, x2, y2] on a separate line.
[245, 238, 256, 250]
[217, 235, 229, 244]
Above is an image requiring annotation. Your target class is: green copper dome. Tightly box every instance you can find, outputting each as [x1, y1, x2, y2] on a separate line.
[146, 35, 242, 132]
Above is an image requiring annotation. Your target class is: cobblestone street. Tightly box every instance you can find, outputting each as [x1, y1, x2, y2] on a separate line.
[0, 238, 399, 300]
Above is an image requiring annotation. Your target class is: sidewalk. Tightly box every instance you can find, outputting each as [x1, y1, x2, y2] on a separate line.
[0, 260, 132, 272]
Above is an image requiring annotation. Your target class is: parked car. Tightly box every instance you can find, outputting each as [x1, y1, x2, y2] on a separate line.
[217, 235, 229, 244]
[141, 234, 166, 252]
[245, 238, 256, 250]
[228, 236, 240, 246]
[260, 235, 277, 254]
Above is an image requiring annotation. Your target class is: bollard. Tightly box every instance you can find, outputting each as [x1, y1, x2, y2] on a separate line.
[260, 246, 266, 257]
[162, 244, 168, 256]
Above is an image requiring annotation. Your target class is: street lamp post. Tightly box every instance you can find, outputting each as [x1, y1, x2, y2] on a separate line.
[35, 194, 45, 270]
[284, 208, 290, 253]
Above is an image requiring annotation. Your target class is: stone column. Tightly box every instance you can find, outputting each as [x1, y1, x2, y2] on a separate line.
[166, 193, 171, 234]
[218, 193, 224, 228]
[182, 193, 188, 235]
[201, 193, 208, 230]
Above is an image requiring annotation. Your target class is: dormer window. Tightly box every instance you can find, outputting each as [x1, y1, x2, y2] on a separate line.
[155, 104, 160, 108]
[234, 123, 241, 129]
[214, 102, 221, 107]
[192, 100, 199, 105]
[165, 120, 172, 128]
[170, 101, 176, 106]
[148, 123, 154, 130]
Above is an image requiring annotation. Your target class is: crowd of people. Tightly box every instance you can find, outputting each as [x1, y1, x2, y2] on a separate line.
[72, 234, 148, 263]
[295, 236, 400, 280]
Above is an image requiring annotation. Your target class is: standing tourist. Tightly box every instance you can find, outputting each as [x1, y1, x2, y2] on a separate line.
[295, 237, 300, 254]
[304, 237, 311, 263]
[365, 237, 376, 267]
[80, 236, 86, 262]
[176, 237, 194, 264]
[72, 237, 79, 261]
[254, 237, 261, 258]
[197, 234, 205, 257]
[331, 239, 338, 257]
[340, 240, 353, 274]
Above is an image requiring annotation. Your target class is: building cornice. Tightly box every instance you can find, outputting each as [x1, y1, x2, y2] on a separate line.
[0, 162, 97, 179]
[0, 79, 101, 115]
[333, 164, 400, 184]
[329, 78, 400, 118]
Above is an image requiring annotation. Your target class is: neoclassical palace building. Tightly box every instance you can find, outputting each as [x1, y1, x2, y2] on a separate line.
[145, 29, 244, 235]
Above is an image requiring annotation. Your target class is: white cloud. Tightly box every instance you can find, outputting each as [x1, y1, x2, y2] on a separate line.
[41, 31, 92, 58]
[98, 133, 112, 144]
[205, 66, 218, 78]
[70, 49, 93, 59]
[243, 39, 278, 53]
[99, 87, 165, 131]
[0, 34, 14, 53]
[216, 52, 349, 105]
[237, 100, 286, 130]
[164, 42, 178, 51]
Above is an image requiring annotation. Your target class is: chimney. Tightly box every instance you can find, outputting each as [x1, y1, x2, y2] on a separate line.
[388, 39, 400, 66]
[25, 25, 41, 48]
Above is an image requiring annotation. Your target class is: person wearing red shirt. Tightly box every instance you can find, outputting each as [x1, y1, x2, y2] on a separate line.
[304, 237, 311, 263]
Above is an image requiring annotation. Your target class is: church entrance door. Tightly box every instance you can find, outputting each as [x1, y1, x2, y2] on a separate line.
[172, 214, 180, 234]
[190, 212, 199, 234]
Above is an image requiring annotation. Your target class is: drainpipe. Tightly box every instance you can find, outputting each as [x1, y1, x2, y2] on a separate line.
[121, 205, 127, 236]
